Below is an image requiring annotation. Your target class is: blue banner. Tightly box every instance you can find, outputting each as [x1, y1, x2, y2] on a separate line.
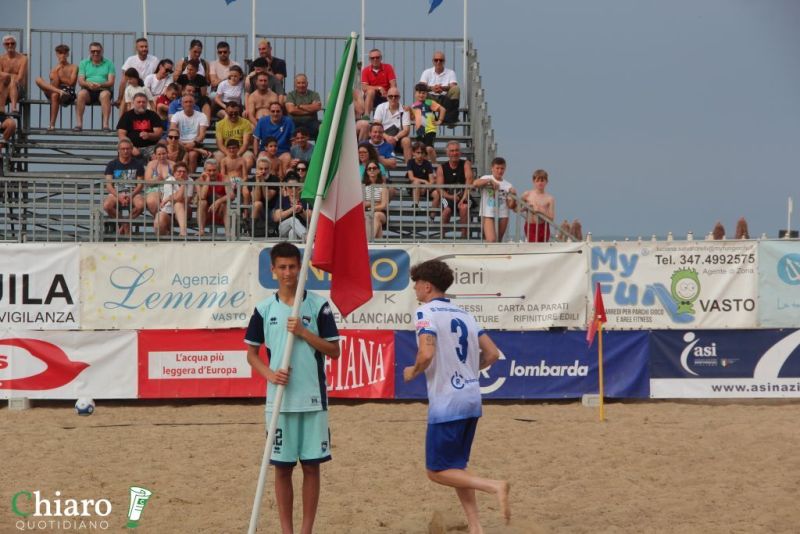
[394, 330, 649, 399]
[758, 240, 800, 327]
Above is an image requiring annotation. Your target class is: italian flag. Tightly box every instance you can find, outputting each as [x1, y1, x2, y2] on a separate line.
[302, 36, 373, 317]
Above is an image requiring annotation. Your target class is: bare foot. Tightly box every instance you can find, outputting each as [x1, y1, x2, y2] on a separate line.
[496, 481, 510, 525]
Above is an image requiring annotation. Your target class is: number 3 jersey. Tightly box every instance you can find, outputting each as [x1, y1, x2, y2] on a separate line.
[415, 297, 485, 424]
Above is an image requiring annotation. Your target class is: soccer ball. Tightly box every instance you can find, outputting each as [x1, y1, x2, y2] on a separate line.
[75, 397, 95, 416]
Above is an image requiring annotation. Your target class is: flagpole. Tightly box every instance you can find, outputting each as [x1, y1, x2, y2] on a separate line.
[142, 0, 147, 38]
[25, 0, 31, 55]
[360, 0, 366, 71]
[247, 32, 358, 534]
[463, 0, 468, 98]
[597, 318, 605, 422]
[251, 0, 257, 59]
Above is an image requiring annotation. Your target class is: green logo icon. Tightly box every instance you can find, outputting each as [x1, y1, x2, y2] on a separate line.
[126, 486, 152, 528]
[670, 268, 701, 314]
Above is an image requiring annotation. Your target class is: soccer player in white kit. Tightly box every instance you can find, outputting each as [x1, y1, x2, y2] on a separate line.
[403, 259, 511, 532]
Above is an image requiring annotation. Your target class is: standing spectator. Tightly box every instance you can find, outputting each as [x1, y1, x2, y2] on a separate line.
[289, 127, 314, 166]
[34, 44, 77, 131]
[245, 72, 281, 125]
[214, 99, 255, 171]
[0, 111, 16, 149]
[144, 59, 175, 100]
[116, 92, 163, 162]
[213, 66, 245, 118]
[176, 59, 211, 120]
[474, 157, 517, 243]
[208, 41, 240, 91]
[74, 42, 115, 132]
[406, 142, 435, 207]
[103, 138, 145, 235]
[362, 161, 390, 239]
[373, 87, 412, 161]
[119, 68, 154, 114]
[419, 51, 460, 125]
[366, 123, 397, 171]
[361, 48, 397, 117]
[175, 39, 209, 78]
[0, 35, 28, 114]
[433, 141, 474, 237]
[285, 73, 322, 139]
[170, 94, 210, 172]
[254, 39, 287, 84]
[412, 83, 444, 162]
[116, 37, 158, 106]
[520, 169, 555, 243]
[254, 102, 295, 175]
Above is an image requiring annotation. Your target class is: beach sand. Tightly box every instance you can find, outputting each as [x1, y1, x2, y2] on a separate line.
[2, 400, 799, 533]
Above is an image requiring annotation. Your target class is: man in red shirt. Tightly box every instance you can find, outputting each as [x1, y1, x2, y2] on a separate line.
[361, 48, 396, 118]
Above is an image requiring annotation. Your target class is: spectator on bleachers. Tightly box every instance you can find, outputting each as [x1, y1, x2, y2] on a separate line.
[254, 102, 294, 175]
[474, 157, 516, 243]
[406, 142, 435, 207]
[433, 141, 474, 237]
[34, 44, 77, 131]
[272, 178, 311, 240]
[373, 87, 412, 162]
[412, 83, 444, 162]
[285, 73, 322, 139]
[244, 57, 285, 98]
[170, 94, 210, 172]
[154, 160, 192, 237]
[353, 78, 371, 139]
[167, 85, 201, 122]
[144, 59, 174, 100]
[144, 143, 174, 218]
[74, 42, 115, 131]
[358, 143, 387, 177]
[245, 71, 281, 125]
[197, 158, 233, 236]
[362, 160, 390, 239]
[116, 37, 158, 107]
[176, 59, 211, 120]
[290, 160, 309, 182]
[361, 48, 396, 117]
[120, 68, 154, 114]
[220, 138, 251, 219]
[214, 99, 255, 171]
[213, 65, 244, 118]
[103, 138, 145, 235]
[520, 169, 555, 243]
[366, 123, 397, 171]
[0, 111, 16, 148]
[289, 126, 314, 166]
[735, 217, 750, 239]
[712, 221, 725, 240]
[419, 51, 460, 125]
[258, 136, 284, 178]
[156, 82, 179, 121]
[116, 92, 163, 161]
[175, 39, 209, 78]
[164, 126, 187, 164]
[255, 39, 287, 85]
[254, 156, 279, 225]
[208, 41, 240, 91]
[0, 35, 28, 115]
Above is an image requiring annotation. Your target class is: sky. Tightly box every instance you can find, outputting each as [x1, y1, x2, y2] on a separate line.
[4, 0, 799, 239]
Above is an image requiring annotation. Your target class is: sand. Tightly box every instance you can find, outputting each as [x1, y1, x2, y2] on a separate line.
[2, 399, 800, 533]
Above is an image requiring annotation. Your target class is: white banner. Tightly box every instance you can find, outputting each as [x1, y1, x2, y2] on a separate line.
[590, 241, 759, 329]
[0, 330, 137, 399]
[0, 244, 80, 330]
[80, 243, 255, 330]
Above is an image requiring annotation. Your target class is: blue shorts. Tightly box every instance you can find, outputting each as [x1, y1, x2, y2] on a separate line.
[425, 417, 479, 471]
[266, 410, 332, 467]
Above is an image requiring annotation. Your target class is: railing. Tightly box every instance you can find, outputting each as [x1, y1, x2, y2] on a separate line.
[466, 44, 496, 173]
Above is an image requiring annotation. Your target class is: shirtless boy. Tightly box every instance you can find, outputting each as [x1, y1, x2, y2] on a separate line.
[520, 169, 555, 243]
[220, 138, 251, 219]
[35, 44, 78, 130]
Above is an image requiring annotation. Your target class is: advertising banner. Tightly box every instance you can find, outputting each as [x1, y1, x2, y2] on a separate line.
[758, 240, 800, 328]
[81, 243, 255, 330]
[590, 241, 758, 329]
[0, 330, 137, 399]
[326, 330, 395, 399]
[394, 330, 649, 399]
[650, 329, 800, 398]
[0, 244, 80, 330]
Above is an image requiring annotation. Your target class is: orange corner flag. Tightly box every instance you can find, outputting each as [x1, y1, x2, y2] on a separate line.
[586, 283, 607, 347]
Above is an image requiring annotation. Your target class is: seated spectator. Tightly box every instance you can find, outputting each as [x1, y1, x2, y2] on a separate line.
[120, 68, 154, 114]
[366, 123, 397, 171]
[520, 169, 555, 243]
[411, 83, 444, 162]
[34, 44, 77, 131]
[285, 73, 322, 139]
[176, 59, 211, 120]
[362, 161, 390, 239]
[197, 158, 233, 236]
[272, 177, 311, 240]
[213, 65, 244, 118]
[433, 141, 474, 237]
[175, 39, 209, 79]
[167, 84, 201, 121]
[214, 99, 255, 170]
[361, 48, 396, 117]
[353, 77, 371, 139]
[406, 142, 435, 207]
[358, 142, 387, 177]
[144, 59, 174, 100]
[258, 137, 284, 178]
[117, 37, 158, 106]
[156, 82, 179, 121]
[290, 160, 309, 182]
[254, 156, 278, 227]
[419, 51, 460, 125]
[735, 217, 750, 239]
[474, 157, 517, 243]
[0, 35, 28, 114]
[0, 111, 17, 149]
[164, 126, 188, 164]
[711, 221, 725, 240]
[208, 41, 240, 91]
[254, 39, 287, 85]
[143, 143, 174, 218]
[289, 126, 314, 165]
[372, 87, 412, 161]
[103, 138, 145, 235]
[244, 57, 285, 97]
[169, 94, 210, 172]
[254, 102, 294, 175]
[245, 71, 281, 124]
[154, 160, 192, 237]
[74, 42, 115, 131]
[116, 92, 163, 161]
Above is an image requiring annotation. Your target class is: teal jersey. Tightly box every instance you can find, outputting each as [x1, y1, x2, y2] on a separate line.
[245, 291, 339, 412]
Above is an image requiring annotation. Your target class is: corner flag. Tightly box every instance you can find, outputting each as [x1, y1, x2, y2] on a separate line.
[301, 36, 372, 317]
[428, 0, 444, 14]
[586, 283, 607, 347]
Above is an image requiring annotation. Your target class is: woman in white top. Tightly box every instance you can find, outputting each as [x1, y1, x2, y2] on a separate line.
[143, 143, 175, 219]
[155, 161, 193, 237]
[362, 160, 390, 239]
[213, 65, 245, 119]
[144, 59, 174, 98]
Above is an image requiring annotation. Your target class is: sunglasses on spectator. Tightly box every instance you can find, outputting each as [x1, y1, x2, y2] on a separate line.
[90, 49, 102, 53]
[367, 166, 379, 171]
[387, 95, 399, 99]
[218, 49, 229, 54]
[167, 135, 180, 139]
[369, 55, 381, 60]
[4, 42, 16, 47]
[297, 166, 307, 171]
[433, 58, 444, 63]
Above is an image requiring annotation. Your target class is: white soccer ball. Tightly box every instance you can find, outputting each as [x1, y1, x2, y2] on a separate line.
[75, 397, 95, 416]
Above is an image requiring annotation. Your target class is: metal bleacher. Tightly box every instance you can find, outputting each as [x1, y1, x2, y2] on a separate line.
[0, 29, 517, 243]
